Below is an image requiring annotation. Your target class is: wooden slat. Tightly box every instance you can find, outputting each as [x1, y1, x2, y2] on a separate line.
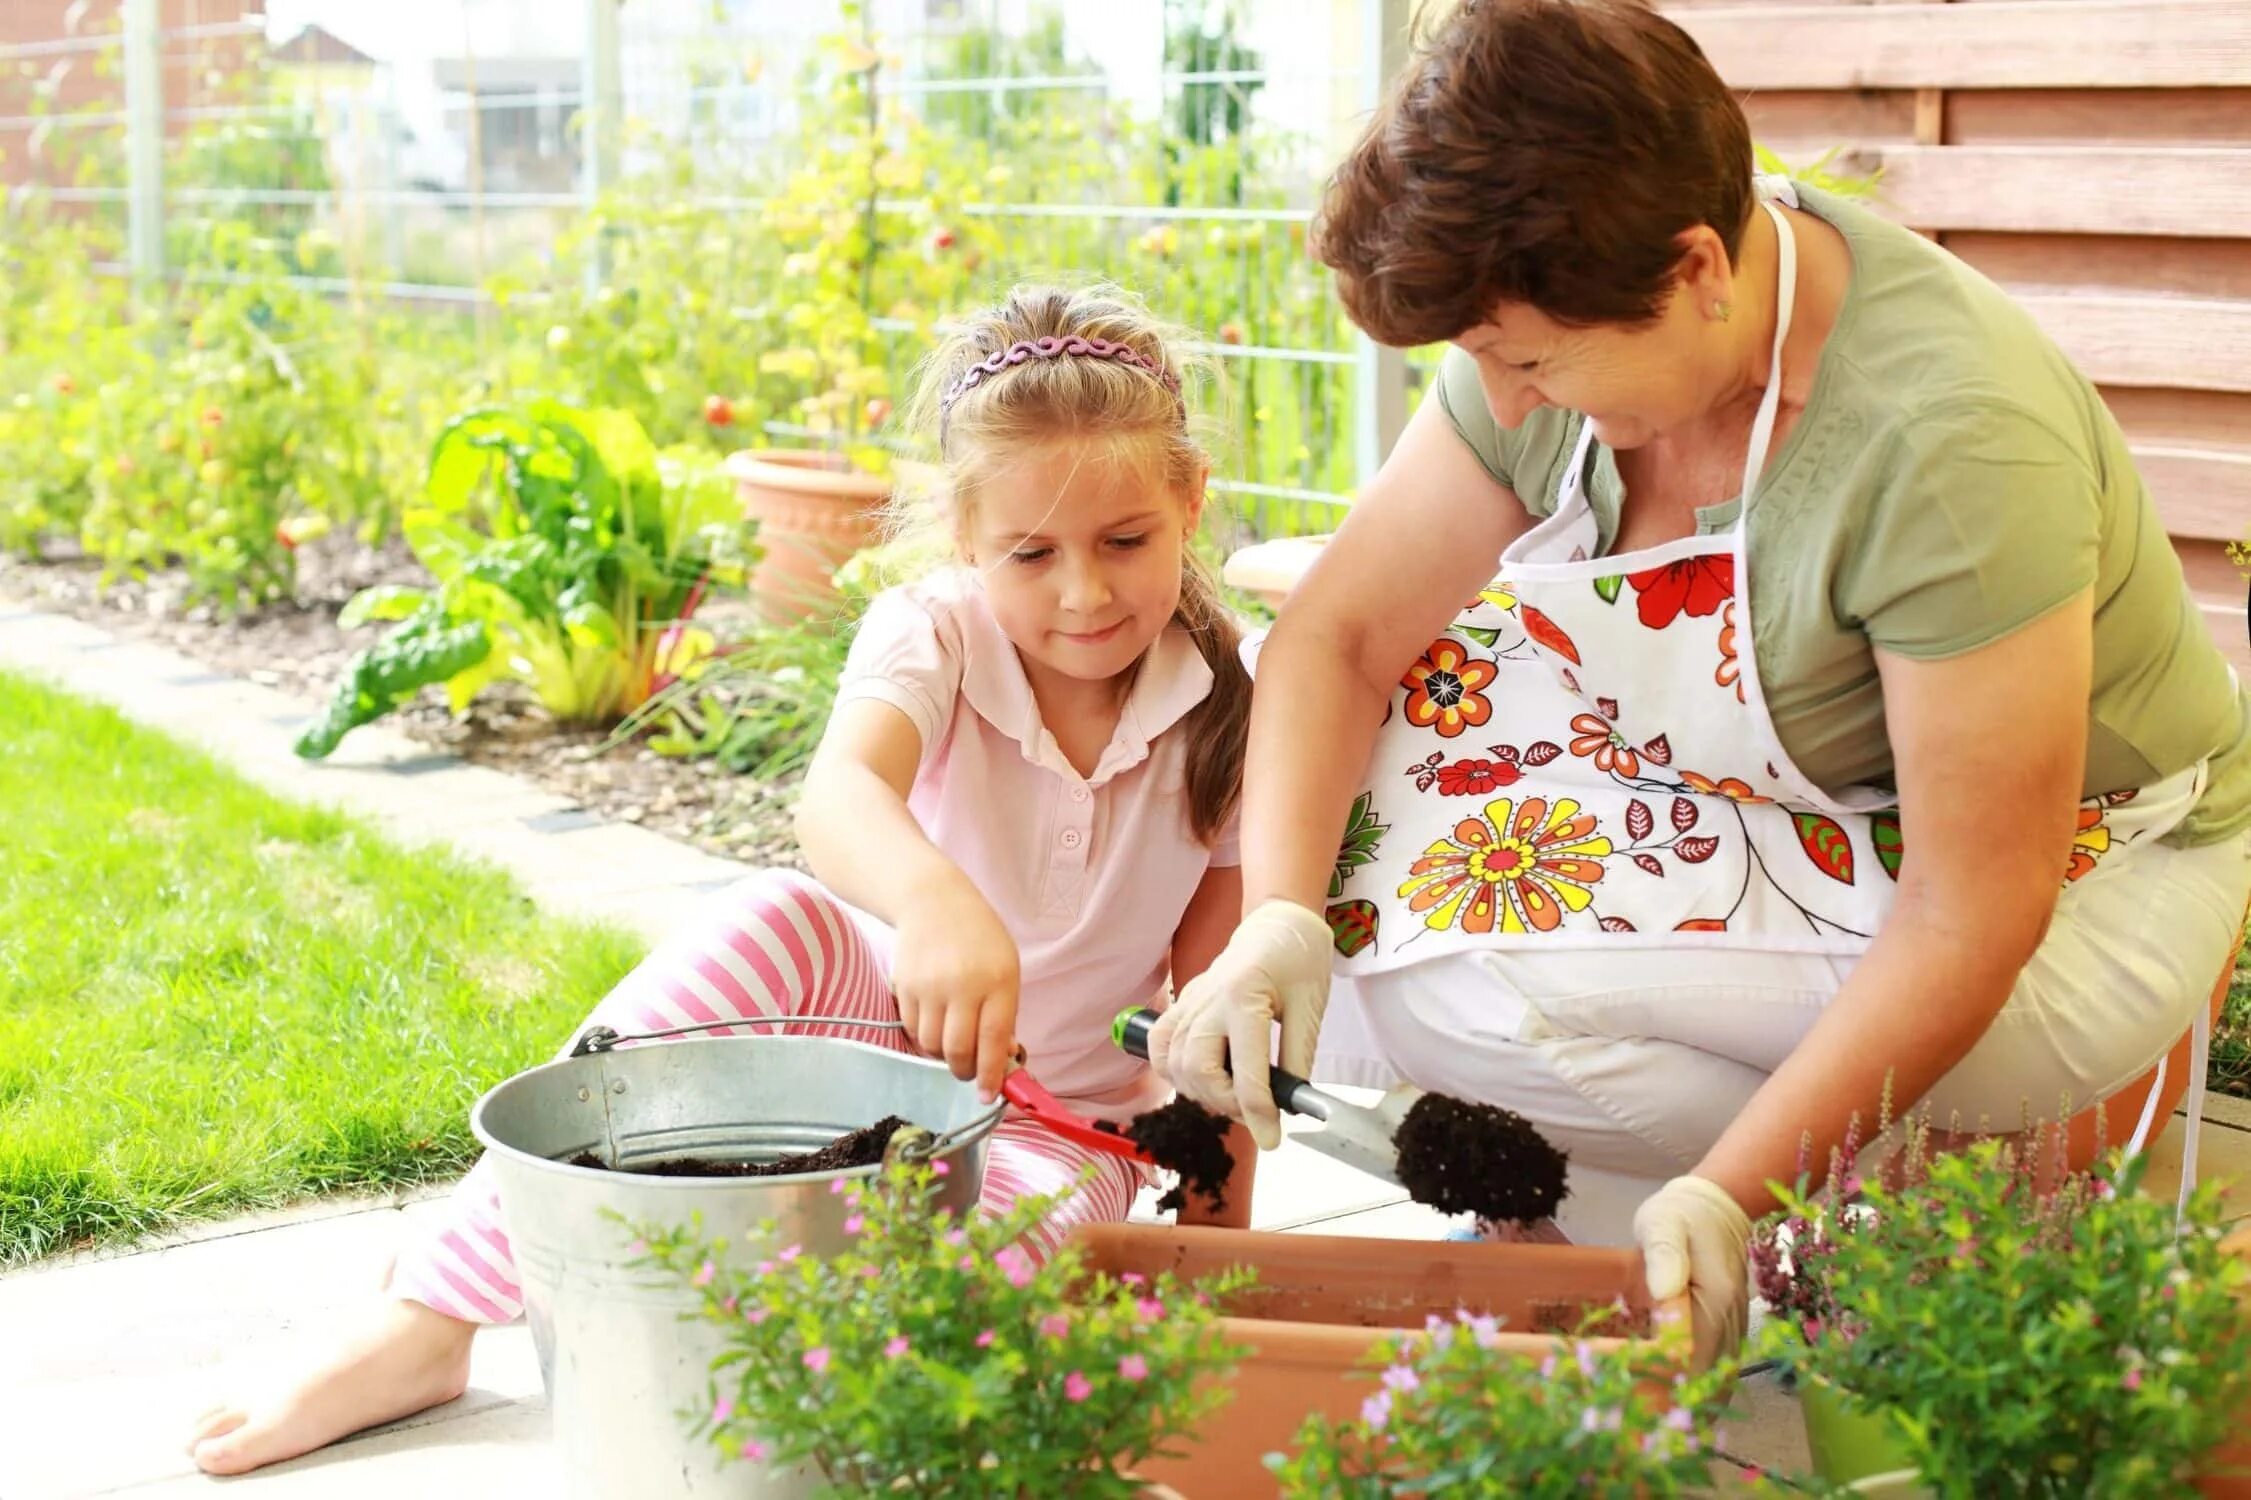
[1844, 146, 2251, 238]
[1951, 235, 2251, 301]
[1670, 1, 2251, 89]
[1946, 88, 2251, 146]
[2018, 294, 2251, 394]
[2141, 446, 2251, 543]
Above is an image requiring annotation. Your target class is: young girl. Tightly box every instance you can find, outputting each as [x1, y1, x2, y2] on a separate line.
[188, 284, 1256, 1476]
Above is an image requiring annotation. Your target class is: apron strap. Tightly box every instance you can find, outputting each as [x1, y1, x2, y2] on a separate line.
[1738, 198, 1797, 514]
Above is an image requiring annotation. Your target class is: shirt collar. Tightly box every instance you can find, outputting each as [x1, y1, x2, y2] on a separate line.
[947, 570, 1216, 787]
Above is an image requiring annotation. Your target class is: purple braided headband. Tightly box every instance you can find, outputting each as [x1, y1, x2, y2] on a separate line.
[939, 335, 1183, 417]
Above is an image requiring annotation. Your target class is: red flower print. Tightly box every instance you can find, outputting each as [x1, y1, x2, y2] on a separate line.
[1715, 600, 1745, 703]
[1626, 554, 1734, 630]
[1435, 757, 1523, 797]
[1569, 711, 1641, 779]
[1401, 638, 1499, 739]
[1680, 769, 1770, 805]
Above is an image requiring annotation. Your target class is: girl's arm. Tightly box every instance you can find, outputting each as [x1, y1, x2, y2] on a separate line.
[796, 698, 1020, 1100]
[1168, 863, 1255, 1227]
[1691, 588, 2095, 1217]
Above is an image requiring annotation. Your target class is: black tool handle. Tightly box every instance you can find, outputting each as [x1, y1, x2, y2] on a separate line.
[1111, 1007, 1315, 1117]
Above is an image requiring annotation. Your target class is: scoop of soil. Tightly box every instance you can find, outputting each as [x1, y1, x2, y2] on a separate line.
[568, 1115, 910, 1178]
[1096, 1097, 1234, 1216]
[1393, 1093, 1569, 1227]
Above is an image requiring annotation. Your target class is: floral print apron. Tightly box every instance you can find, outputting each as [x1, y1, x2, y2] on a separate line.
[1327, 181, 2204, 976]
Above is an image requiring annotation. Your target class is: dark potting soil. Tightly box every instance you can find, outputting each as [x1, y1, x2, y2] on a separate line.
[1393, 1093, 1571, 1228]
[1096, 1097, 1234, 1217]
[568, 1115, 911, 1178]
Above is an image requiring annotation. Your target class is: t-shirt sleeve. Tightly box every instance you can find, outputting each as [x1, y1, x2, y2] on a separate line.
[1208, 806, 1243, 869]
[1433, 345, 1522, 490]
[832, 587, 962, 764]
[1839, 400, 2102, 660]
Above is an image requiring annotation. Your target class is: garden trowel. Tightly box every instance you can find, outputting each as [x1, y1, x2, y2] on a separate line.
[1111, 1006, 1422, 1189]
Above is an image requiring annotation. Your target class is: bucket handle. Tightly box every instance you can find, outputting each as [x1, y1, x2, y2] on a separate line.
[569, 1015, 909, 1056]
[565, 1017, 1003, 1163]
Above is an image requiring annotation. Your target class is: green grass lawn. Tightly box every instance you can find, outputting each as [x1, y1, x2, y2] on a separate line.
[0, 669, 645, 1265]
[2217, 961, 2251, 1101]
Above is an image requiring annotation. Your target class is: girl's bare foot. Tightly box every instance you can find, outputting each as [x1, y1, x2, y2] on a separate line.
[186, 1298, 477, 1475]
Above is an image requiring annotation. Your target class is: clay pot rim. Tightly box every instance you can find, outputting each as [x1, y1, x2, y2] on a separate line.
[726, 446, 891, 502]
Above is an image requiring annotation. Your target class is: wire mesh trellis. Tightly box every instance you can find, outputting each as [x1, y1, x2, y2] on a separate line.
[3, 0, 1427, 541]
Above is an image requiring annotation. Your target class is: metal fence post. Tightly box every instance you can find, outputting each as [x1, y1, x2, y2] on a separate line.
[581, 0, 623, 292]
[1352, 0, 1410, 492]
[123, 0, 163, 299]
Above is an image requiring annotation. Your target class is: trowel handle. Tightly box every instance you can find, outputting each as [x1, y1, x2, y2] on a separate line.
[1110, 1007, 1320, 1119]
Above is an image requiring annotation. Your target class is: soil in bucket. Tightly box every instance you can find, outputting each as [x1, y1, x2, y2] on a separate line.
[567, 1114, 912, 1178]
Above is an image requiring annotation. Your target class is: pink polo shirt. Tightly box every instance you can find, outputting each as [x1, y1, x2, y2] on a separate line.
[833, 569, 1240, 1116]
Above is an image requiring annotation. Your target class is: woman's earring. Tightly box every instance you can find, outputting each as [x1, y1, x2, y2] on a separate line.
[1712, 300, 1733, 323]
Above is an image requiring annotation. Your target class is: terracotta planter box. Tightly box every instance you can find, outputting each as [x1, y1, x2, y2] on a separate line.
[1068, 1223, 1680, 1498]
[727, 448, 889, 625]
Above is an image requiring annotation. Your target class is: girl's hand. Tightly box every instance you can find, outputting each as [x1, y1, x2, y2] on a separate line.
[892, 875, 1021, 1101]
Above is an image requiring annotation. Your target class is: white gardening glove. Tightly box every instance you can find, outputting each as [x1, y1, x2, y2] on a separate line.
[1146, 899, 1333, 1151]
[1633, 1174, 1753, 1372]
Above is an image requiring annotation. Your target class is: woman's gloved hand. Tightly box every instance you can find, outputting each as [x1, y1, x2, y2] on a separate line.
[1146, 899, 1334, 1150]
[1633, 1174, 1753, 1371]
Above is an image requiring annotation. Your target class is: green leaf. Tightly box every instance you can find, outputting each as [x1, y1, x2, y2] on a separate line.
[1593, 573, 1624, 604]
[336, 584, 429, 629]
[293, 617, 492, 758]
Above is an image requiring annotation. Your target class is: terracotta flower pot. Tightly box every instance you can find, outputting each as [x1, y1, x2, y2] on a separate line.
[1067, 1223, 1682, 1499]
[2198, 1224, 2251, 1497]
[727, 448, 889, 625]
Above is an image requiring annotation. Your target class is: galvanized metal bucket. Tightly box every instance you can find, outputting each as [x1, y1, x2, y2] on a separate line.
[470, 1018, 1004, 1500]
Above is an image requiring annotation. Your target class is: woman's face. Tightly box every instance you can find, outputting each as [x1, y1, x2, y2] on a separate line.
[1450, 226, 1743, 451]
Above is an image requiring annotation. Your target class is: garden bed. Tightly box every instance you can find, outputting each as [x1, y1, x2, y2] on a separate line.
[0, 539, 806, 872]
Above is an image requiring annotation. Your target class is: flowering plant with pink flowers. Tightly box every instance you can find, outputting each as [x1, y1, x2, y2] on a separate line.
[1756, 1138, 2251, 1498]
[1269, 1309, 1742, 1497]
[635, 1156, 1250, 1497]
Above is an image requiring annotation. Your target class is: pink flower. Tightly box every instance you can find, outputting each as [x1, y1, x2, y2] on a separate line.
[944, 1229, 967, 1248]
[1119, 1354, 1148, 1382]
[803, 1347, 830, 1373]
[843, 1215, 865, 1235]
[2123, 1368, 2144, 1392]
[858, 1265, 879, 1279]
[1064, 1371, 1093, 1402]
[931, 1159, 951, 1176]
[779, 1244, 802, 1263]
[691, 1260, 716, 1288]
[1575, 1341, 1596, 1377]
[1540, 1352, 1558, 1378]
[1120, 1273, 1146, 1286]
[828, 1178, 847, 1195]
[627, 1239, 649, 1257]
[996, 1246, 1035, 1288]
[884, 1336, 910, 1359]
[746, 1307, 770, 1325]
[959, 1255, 977, 1271]
[975, 1328, 997, 1348]
[740, 1439, 768, 1463]
[1361, 1390, 1392, 1431]
[1381, 1363, 1419, 1394]
[712, 1395, 734, 1424]
[1134, 1297, 1165, 1323]
[1466, 1314, 1501, 1348]
[755, 1261, 774, 1276]
[721, 1295, 738, 1315]
[1040, 1314, 1071, 1339]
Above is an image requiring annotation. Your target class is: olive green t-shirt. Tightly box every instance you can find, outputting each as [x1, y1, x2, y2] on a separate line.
[1434, 182, 2250, 847]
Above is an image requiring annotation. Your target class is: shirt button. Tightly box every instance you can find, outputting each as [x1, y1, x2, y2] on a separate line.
[1060, 829, 1084, 850]
[1071, 785, 1090, 803]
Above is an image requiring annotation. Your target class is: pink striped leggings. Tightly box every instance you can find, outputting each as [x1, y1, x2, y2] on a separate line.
[390, 871, 1148, 1325]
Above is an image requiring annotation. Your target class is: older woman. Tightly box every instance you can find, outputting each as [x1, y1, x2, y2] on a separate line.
[1149, 0, 2250, 1364]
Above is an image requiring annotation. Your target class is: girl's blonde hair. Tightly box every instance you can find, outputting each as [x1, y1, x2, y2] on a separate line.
[895, 283, 1249, 845]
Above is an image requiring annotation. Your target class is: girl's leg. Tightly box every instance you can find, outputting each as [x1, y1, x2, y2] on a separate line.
[190, 872, 897, 1476]
[978, 1113, 1150, 1263]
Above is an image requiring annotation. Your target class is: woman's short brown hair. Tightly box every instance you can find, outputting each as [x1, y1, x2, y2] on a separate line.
[1316, 0, 1753, 345]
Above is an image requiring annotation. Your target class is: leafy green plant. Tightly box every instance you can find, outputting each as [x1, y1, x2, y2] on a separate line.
[1271, 1311, 1738, 1498]
[295, 402, 753, 757]
[634, 1155, 1249, 1497]
[1757, 1139, 2251, 1499]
